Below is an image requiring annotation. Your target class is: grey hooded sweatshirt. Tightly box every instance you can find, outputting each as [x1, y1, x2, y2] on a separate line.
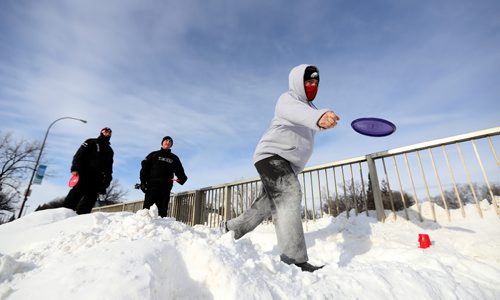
[253, 64, 330, 174]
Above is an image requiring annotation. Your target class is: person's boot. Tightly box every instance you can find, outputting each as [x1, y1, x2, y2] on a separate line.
[295, 262, 324, 272]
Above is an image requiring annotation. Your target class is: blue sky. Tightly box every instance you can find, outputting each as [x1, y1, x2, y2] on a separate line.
[1, 0, 499, 213]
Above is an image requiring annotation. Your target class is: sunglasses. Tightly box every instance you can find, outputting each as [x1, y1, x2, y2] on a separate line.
[101, 127, 112, 133]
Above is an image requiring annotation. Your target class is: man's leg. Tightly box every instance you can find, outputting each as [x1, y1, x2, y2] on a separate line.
[144, 186, 164, 216]
[63, 180, 86, 211]
[143, 191, 155, 209]
[226, 186, 274, 239]
[164, 189, 172, 217]
[75, 188, 98, 214]
[157, 188, 171, 218]
[255, 155, 308, 264]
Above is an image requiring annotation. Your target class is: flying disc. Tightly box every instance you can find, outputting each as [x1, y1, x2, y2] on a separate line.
[68, 174, 79, 187]
[351, 117, 396, 137]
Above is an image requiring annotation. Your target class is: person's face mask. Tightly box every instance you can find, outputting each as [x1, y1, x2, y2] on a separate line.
[304, 80, 319, 101]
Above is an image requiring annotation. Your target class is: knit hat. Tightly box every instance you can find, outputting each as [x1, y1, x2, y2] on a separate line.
[304, 66, 319, 83]
[161, 136, 173, 145]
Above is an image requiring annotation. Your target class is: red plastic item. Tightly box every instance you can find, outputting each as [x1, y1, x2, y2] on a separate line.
[418, 234, 431, 249]
[68, 174, 79, 188]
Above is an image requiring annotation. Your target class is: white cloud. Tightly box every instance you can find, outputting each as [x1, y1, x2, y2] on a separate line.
[1, 0, 499, 209]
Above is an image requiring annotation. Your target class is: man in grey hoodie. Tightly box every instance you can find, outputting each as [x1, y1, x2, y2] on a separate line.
[223, 64, 340, 272]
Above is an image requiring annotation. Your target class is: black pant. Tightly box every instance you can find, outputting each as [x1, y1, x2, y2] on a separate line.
[143, 186, 172, 218]
[63, 176, 99, 214]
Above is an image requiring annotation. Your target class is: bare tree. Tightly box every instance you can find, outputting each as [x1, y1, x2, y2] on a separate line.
[435, 182, 500, 209]
[0, 191, 16, 211]
[0, 132, 41, 212]
[321, 180, 365, 217]
[0, 208, 15, 224]
[322, 176, 414, 217]
[95, 179, 128, 207]
[35, 196, 65, 211]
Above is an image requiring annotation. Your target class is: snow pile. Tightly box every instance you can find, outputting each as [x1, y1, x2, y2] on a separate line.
[0, 201, 499, 299]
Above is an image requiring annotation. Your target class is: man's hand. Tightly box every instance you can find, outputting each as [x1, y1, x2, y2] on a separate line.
[318, 111, 340, 129]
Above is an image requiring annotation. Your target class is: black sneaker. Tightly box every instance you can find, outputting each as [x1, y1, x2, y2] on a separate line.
[219, 221, 228, 234]
[295, 262, 324, 272]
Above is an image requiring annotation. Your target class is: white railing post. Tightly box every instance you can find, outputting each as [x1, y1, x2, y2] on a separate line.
[367, 155, 386, 222]
[223, 185, 231, 221]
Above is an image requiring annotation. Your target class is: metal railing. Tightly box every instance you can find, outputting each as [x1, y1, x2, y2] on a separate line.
[93, 200, 144, 213]
[93, 126, 500, 226]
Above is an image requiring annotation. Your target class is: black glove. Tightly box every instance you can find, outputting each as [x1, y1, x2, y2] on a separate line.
[140, 182, 148, 193]
[175, 177, 187, 185]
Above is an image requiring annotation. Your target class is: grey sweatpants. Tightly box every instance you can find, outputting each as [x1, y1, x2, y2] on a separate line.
[227, 155, 308, 264]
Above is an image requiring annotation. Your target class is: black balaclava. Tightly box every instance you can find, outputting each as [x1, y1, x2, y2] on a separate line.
[98, 127, 112, 143]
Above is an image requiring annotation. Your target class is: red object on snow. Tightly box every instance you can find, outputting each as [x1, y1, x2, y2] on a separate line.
[68, 174, 79, 188]
[418, 234, 431, 248]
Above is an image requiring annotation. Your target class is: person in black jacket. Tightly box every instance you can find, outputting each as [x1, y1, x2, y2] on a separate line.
[63, 127, 114, 214]
[140, 136, 187, 217]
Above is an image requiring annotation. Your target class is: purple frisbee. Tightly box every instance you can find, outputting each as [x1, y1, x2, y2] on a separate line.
[351, 117, 396, 137]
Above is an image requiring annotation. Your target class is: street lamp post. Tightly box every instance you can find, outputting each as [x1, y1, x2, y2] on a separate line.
[17, 117, 87, 218]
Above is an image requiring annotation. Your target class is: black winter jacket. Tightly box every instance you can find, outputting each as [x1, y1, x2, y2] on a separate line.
[71, 136, 114, 189]
[140, 148, 187, 188]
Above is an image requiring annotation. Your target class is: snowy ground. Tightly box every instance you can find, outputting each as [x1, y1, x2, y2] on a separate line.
[0, 201, 499, 299]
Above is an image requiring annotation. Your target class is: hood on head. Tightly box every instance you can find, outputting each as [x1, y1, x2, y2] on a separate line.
[288, 64, 319, 102]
